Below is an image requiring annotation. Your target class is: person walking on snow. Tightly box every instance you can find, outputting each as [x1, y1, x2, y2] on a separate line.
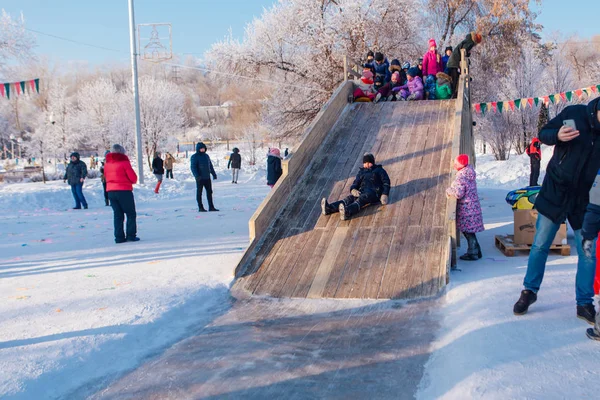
[228, 147, 242, 184]
[64, 152, 88, 209]
[513, 97, 600, 325]
[104, 144, 139, 243]
[321, 153, 390, 221]
[446, 154, 484, 261]
[190, 142, 219, 212]
[164, 153, 175, 179]
[525, 137, 542, 186]
[152, 152, 164, 194]
[266, 148, 283, 188]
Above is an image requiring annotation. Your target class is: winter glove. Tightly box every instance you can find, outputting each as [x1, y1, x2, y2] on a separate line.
[213, 174, 217, 180]
[583, 239, 594, 259]
[380, 194, 389, 205]
[351, 189, 360, 197]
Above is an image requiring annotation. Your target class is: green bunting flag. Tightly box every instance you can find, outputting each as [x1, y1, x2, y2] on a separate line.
[534, 97, 539, 107]
[514, 99, 522, 109]
[3, 83, 10, 99]
[566, 91, 573, 102]
[481, 103, 487, 115]
[497, 102, 504, 113]
[34, 78, 40, 93]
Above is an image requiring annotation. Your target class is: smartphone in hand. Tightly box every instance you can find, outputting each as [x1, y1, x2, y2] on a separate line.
[563, 119, 577, 130]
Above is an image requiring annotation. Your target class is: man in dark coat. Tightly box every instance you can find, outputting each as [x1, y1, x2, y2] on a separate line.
[447, 32, 482, 98]
[514, 97, 600, 325]
[227, 147, 242, 184]
[63, 152, 88, 209]
[266, 148, 282, 188]
[321, 153, 390, 220]
[525, 137, 542, 186]
[190, 142, 219, 212]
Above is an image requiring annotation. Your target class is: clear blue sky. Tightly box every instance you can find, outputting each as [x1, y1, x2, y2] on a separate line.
[3, 0, 598, 66]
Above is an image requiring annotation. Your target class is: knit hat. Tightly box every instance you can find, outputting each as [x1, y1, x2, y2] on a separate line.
[362, 70, 374, 80]
[270, 148, 281, 158]
[367, 50, 374, 58]
[363, 153, 375, 164]
[375, 52, 384, 62]
[407, 67, 420, 77]
[70, 152, 80, 160]
[402, 62, 410, 70]
[455, 154, 469, 170]
[196, 142, 207, 152]
[391, 59, 400, 66]
[233, 147, 239, 153]
[391, 71, 400, 82]
[471, 32, 483, 44]
[428, 39, 437, 48]
[445, 46, 453, 52]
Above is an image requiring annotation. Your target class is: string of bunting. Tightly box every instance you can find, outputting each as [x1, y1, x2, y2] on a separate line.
[474, 84, 600, 115]
[0, 79, 40, 100]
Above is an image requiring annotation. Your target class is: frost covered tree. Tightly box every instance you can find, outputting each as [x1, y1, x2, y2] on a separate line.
[138, 76, 184, 166]
[208, 0, 422, 138]
[0, 9, 35, 71]
[46, 83, 79, 159]
[77, 78, 120, 152]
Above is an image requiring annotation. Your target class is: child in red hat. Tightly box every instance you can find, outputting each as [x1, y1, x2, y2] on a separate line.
[446, 154, 485, 261]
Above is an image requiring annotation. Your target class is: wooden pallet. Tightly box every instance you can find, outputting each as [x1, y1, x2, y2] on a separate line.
[495, 234, 570, 257]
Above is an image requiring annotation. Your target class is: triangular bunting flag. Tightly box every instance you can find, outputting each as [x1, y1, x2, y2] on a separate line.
[597, 85, 600, 92]
[29, 80, 35, 92]
[534, 97, 539, 107]
[515, 99, 522, 109]
[566, 91, 573, 102]
[508, 100, 515, 111]
[556, 94, 562, 104]
[497, 102, 504, 113]
[491, 102, 497, 113]
[560, 92, 567, 102]
[550, 94, 556, 104]
[575, 89, 583, 99]
[474, 103, 481, 114]
[527, 98, 534, 108]
[19, 81, 26, 94]
[34, 78, 40, 93]
[13, 82, 21, 96]
[4, 83, 10, 99]
[591, 86, 598, 93]
[481, 103, 487, 115]
[0, 84, 4, 98]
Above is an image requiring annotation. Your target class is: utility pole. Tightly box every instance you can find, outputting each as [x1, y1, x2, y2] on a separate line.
[128, 0, 144, 183]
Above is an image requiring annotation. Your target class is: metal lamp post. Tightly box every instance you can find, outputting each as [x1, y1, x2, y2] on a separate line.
[128, 0, 145, 184]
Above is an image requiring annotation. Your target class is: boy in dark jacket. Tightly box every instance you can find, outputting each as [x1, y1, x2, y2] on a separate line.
[373, 52, 391, 84]
[64, 152, 88, 209]
[228, 147, 242, 184]
[514, 97, 600, 326]
[190, 142, 219, 212]
[321, 153, 390, 220]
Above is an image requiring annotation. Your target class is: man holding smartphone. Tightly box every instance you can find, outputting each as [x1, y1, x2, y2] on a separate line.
[513, 97, 600, 325]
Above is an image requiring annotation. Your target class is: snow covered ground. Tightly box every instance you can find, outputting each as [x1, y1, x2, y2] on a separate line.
[1, 147, 599, 399]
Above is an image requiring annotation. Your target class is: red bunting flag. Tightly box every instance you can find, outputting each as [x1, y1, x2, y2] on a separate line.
[491, 102, 497, 113]
[0, 84, 4, 98]
[543, 96, 550, 105]
[474, 103, 481, 114]
[560, 92, 567, 102]
[508, 100, 515, 111]
[29, 80, 35, 92]
[14, 82, 21, 96]
[527, 98, 534, 108]
[575, 89, 584, 99]
[592, 86, 598, 93]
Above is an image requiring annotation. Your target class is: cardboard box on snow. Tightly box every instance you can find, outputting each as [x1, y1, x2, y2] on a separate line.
[513, 209, 567, 246]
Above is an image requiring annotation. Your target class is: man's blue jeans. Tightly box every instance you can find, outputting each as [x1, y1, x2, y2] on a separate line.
[70, 183, 88, 209]
[523, 213, 596, 306]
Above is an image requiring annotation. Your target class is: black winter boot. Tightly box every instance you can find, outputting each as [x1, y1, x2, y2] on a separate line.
[321, 198, 336, 215]
[198, 205, 207, 212]
[513, 290, 537, 315]
[340, 202, 360, 221]
[577, 304, 596, 325]
[459, 233, 480, 261]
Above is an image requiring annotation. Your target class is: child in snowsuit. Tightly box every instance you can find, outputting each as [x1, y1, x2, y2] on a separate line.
[389, 59, 407, 87]
[422, 39, 443, 100]
[525, 137, 541, 186]
[374, 72, 403, 103]
[582, 169, 600, 340]
[446, 154, 485, 261]
[398, 68, 424, 101]
[353, 70, 376, 101]
[267, 148, 283, 188]
[321, 153, 390, 221]
[435, 72, 453, 100]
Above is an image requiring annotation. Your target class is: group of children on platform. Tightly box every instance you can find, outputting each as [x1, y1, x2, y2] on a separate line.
[353, 32, 483, 103]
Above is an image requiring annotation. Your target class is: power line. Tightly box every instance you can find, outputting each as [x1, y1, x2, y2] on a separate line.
[24, 27, 127, 54]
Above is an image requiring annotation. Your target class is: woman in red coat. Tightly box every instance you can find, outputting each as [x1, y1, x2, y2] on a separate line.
[104, 144, 139, 243]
